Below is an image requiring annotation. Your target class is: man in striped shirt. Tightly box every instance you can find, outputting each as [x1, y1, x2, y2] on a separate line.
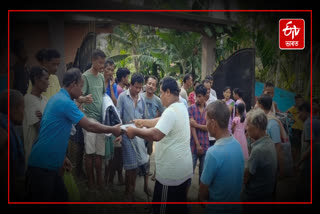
[188, 84, 210, 184]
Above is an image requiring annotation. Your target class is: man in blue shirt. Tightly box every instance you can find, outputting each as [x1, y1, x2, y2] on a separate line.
[199, 100, 244, 214]
[26, 68, 122, 202]
[117, 72, 149, 201]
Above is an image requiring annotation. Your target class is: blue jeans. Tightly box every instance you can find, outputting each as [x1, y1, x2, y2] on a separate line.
[192, 153, 206, 184]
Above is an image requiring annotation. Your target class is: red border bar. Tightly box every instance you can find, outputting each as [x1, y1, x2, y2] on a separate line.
[7, 9, 313, 205]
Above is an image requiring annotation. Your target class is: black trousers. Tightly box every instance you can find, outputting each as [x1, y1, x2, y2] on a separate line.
[26, 166, 68, 202]
[152, 178, 190, 214]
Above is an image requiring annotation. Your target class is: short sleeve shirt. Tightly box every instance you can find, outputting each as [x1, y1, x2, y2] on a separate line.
[200, 136, 244, 203]
[155, 102, 193, 186]
[244, 136, 277, 200]
[141, 93, 164, 119]
[28, 88, 84, 171]
[267, 119, 281, 144]
[188, 104, 209, 154]
[179, 87, 188, 101]
[82, 70, 105, 122]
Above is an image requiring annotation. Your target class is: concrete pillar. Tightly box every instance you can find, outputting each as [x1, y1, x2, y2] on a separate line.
[201, 35, 216, 80]
[48, 14, 65, 85]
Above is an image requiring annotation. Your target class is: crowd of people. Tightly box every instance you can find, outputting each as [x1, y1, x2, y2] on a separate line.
[1, 47, 318, 213]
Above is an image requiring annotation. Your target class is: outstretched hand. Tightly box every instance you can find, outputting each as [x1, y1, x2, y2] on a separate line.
[133, 119, 144, 128]
[112, 124, 122, 137]
[125, 126, 136, 139]
[84, 94, 93, 104]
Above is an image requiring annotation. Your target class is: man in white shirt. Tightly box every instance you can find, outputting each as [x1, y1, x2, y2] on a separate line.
[203, 79, 217, 146]
[179, 73, 193, 102]
[125, 76, 193, 213]
[205, 76, 217, 98]
[23, 66, 49, 168]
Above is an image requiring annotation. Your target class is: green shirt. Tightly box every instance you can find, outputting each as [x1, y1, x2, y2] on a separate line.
[82, 70, 105, 122]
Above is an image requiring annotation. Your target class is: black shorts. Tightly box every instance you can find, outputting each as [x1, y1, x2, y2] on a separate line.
[152, 178, 190, 214]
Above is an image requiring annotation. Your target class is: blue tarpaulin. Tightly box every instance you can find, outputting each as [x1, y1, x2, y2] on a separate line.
[255, 81, 296, 112]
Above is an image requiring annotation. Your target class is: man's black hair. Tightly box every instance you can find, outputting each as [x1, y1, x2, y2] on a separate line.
[63, 68, 82, 87]
[183, 73, 192, 84]
[257, 94, 273, 111]
[160, 76, 180, 96]
[147, 75, 158, 84]
[205, 75, 213, 81]
[206, 100, 230, 129]
[29, 66, 48, 85]
[130, 72, 144, 85]
[0, 89, 23, 114]
[233, 88, 244, 98]
[105, 58, 115, 67]
[195, 84, 207, 96]
[264, 82, 274, 88]
[202, 79, 211, 84]
[35, 48, 60, 63]
[116, 68, 131, 84]
[91, 49, 106, 60]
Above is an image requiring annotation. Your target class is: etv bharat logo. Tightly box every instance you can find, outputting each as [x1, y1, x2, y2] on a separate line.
[279, 19, 305, 50]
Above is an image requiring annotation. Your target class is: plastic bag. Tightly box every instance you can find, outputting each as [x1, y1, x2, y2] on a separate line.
[63, 171, 80, 201]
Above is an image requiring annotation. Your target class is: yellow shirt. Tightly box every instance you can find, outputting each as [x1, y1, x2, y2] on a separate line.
[27, 74, 61, 100]
[288, 106, 303, 130]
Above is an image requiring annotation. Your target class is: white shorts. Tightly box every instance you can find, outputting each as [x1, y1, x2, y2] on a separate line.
[83, 118, 105, 156]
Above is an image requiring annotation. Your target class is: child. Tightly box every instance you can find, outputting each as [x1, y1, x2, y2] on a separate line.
[232, 103, 249, 160]
[222, 86, 235, 134]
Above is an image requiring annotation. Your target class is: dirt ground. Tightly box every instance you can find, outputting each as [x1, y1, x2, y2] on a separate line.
[66, 143, 302, 214]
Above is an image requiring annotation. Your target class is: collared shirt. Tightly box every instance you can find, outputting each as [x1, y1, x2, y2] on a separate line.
[117, 89, 149, 167]
[117, 89, 148, 124]
[244, 135, 277, 201]
[201, 136, 244, 204]
[28, 88, 84, 171]
[188, 104, 209, 154]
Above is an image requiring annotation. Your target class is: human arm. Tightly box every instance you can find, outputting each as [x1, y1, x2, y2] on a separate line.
[78, 116, 122, 137]
[133, 118, 160, 128]
[109, 79, 118, 106]
[198, 182, 209, 201]
[77, 94, 93, 104]
[231, 120, 236, 134]
[190, 118, 208, 131]
[125, 127, 165, 142]
[191, 127, 204, 155]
